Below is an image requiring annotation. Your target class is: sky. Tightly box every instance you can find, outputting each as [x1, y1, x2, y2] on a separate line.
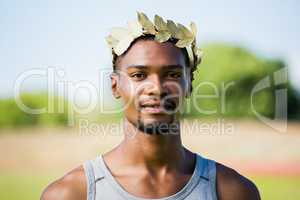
[1, 0, 299, 102]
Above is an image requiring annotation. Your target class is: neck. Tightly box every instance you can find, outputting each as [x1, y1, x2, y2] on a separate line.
[116, 118, 188, 170]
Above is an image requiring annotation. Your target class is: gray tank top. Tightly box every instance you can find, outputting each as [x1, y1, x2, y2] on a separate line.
[83, 154, 218, 200]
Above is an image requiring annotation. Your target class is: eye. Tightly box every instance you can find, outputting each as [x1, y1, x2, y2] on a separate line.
[131, 72, 146, 80]
[166, 71, 182, 79]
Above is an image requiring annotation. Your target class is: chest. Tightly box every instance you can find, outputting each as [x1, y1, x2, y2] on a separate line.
[113, 173, 193, 199]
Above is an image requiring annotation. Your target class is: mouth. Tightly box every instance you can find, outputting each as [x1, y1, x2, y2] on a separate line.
[140, 104, 164, 114]
[139, 100, 177, 114]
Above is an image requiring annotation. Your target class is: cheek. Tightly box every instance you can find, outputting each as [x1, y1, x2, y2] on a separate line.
[163, 81, 186, 108]
[164, 81, 185, 96]
[118, 77, 140, 111]
[119, 76, 135, 99]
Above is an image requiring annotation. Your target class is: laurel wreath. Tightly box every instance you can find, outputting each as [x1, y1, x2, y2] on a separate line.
[105, 12, 203, 68]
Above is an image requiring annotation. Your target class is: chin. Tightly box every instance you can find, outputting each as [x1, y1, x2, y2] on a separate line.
[142, 114, 174, 124]
[137, 115, 178, 135]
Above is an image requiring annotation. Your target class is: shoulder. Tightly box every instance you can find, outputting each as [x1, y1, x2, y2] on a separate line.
[215, 162, 261, 200]
[40, 165, 87, 200]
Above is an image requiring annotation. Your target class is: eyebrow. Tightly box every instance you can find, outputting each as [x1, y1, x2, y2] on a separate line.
[125, 64, 184, 70]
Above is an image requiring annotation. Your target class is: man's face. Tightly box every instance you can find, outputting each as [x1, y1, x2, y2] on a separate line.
[111, 39, 190, 133]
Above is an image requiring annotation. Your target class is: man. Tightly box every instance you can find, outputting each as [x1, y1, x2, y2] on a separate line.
[41, 12, 260, 200]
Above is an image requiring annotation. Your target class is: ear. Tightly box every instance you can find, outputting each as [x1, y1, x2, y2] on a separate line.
[110, 72, 121, 99]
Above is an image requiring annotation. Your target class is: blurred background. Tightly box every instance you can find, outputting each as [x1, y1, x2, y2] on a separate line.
[1, 0, 300, 199]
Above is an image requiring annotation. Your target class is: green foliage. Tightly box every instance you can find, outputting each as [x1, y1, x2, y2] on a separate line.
[187, 43, 299, 119]
[252, 176, 300, 200]
[0, 93, 69, 128]
[0, 172, 55, 200]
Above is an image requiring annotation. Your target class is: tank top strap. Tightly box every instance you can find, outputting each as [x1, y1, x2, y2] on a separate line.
[83, 160, 96, 200]
[92, 156, 106, 181]
[209, 159, 218, 200]
[195, 154, 209, 181]
[198, 156, 218, 200]
[83, 156, 106, 200]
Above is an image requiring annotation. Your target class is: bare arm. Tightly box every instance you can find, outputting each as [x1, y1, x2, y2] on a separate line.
[41, 166, 86, 200]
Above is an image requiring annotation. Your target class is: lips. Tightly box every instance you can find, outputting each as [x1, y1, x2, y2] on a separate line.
[139, 99, 177, 114]
[140, 100, 160, 107]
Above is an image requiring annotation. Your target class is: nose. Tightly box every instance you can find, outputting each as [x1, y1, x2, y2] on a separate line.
[144, 74, 166, 97]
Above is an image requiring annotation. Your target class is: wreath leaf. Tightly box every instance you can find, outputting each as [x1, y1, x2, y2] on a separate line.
[106, 11, 201, 68]
[175, 38, 194, 48]
[137, 12, 156, 34]
[177, 23, 193, 39]
[167, 20, 179, 38]
[155, 30, 171, 42]
[110, 27, 130, 40]
[105, 35, 118, 48]
[190, 22, 197, 36]
[185, 46, 194, 67]
[154, 15, 168, 31]
[127, 21, 143, 39]
[114, 35, 134, 55]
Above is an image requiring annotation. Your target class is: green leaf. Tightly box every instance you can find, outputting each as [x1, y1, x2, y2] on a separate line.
[177, 23, 193, 39]
[154, 30, 171, 42]
[194, 46, 203, 65]
[190, 22, 197, 36]
[175, 38, 194, 48]
[154, 15, 167, 31]
[167, 20, 179, 38]
[185, 46, 194, 67]
[137, 11, 156, 34]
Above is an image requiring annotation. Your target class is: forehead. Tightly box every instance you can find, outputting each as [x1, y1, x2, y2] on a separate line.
[116, 39, 187, 70]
